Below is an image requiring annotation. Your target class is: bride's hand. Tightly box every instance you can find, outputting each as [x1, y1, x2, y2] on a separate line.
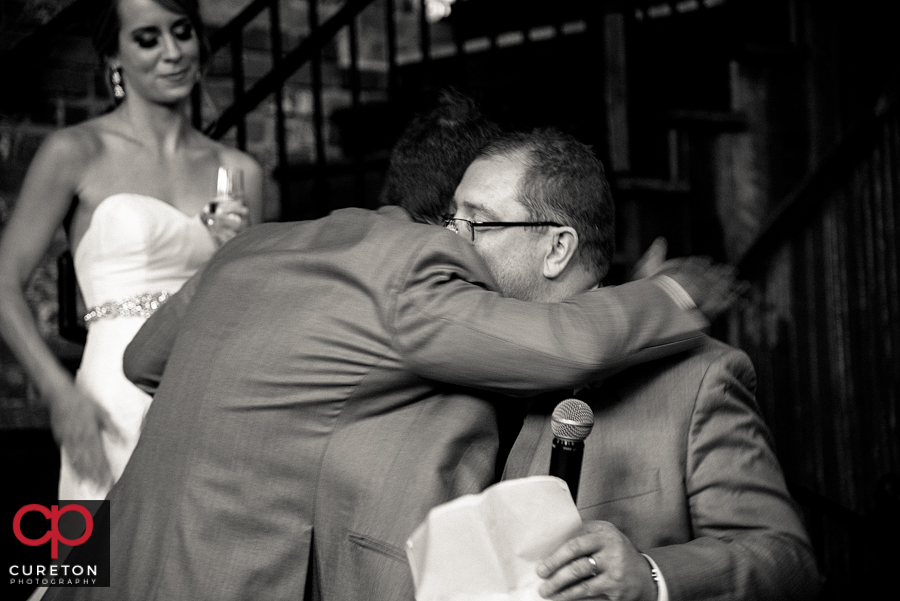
[48, 382, 122, 489]
[201, 199, 250, 246]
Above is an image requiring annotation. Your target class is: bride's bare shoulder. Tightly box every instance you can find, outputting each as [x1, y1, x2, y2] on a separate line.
[47, 113, 126, 158]
[32, 119, 110, 173]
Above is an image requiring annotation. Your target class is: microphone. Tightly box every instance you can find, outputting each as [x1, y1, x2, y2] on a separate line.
[549, 399, 594, 502]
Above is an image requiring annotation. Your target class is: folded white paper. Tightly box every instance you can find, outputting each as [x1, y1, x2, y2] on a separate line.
[406, 476, 583, 601]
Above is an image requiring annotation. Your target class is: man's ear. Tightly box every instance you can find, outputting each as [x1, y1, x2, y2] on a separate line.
[543, 226, 579, 279]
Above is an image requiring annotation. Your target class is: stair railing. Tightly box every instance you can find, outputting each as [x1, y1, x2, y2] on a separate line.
[194, 0, 460, 220]
[729, 74, 900, 592]
[195, 0, 380, 219]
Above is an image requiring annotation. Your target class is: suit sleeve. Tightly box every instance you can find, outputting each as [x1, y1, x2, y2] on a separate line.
[122, 268, 204, 394]
[394, 233, 710, 394]
[645, 349, 821, 601]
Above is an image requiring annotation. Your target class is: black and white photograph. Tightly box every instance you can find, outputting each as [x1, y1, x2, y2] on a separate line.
[1, 1, 897, 600]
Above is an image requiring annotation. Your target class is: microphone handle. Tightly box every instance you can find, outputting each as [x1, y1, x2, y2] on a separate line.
[549, 438, 584, 502]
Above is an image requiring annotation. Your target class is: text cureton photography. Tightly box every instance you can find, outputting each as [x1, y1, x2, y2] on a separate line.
[3, 500, 109, 594]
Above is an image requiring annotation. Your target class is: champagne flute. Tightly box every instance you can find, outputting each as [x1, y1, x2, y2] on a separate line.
[203, 167, 247, 242]
[213, 166, 244, 210]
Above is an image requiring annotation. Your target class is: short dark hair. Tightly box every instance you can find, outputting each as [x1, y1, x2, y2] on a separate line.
[477, 129, 615, 281]
[93, 0, 209, 65]
[381, 90, 501, 224]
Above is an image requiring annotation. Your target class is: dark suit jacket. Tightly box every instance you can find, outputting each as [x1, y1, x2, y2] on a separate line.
[45, 206, 707, 601]
[503, 339, 820, 601]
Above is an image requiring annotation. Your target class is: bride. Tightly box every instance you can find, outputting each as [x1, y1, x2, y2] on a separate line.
[0, 0, 263, 501]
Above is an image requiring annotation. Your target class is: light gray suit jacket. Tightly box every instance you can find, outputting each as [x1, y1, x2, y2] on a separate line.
[504, 339, 821, 601]
[45, 206, 708, 601]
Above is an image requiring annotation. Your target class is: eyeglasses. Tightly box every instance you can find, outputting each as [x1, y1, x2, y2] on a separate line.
[443, 217, 563, 242]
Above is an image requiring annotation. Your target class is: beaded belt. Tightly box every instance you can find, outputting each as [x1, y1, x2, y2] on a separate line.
[83, 291, 172, 325]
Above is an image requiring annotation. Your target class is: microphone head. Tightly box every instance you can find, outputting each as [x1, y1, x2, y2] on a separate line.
[550, 399, 594, 442]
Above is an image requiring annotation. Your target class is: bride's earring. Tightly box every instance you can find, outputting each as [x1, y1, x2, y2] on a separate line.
[110, 66, 125, 100]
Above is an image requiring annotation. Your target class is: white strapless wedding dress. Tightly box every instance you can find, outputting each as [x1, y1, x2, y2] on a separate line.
[60, 193, 217, 500]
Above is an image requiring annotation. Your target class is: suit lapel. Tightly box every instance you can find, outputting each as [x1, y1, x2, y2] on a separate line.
[502, 394, 565, 479]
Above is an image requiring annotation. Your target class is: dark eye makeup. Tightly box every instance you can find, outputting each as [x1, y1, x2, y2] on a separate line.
[172, 21, 194, 41]
[132, 30, 159, 48]
[129, 19, 194, 49]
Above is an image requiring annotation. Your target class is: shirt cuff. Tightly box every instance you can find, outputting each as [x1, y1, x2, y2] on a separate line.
[653, 275, 697, 311]
[641, 553, 669, 601]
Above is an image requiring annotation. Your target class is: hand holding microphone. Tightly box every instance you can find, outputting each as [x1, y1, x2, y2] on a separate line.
[549, 399, 594, 502]
[542, 400, 658, 601]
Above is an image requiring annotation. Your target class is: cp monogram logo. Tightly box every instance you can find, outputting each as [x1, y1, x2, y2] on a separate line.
[13, 504, 94, 559]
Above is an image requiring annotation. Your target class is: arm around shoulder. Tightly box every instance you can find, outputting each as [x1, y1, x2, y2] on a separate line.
[394, 233, 710, 395]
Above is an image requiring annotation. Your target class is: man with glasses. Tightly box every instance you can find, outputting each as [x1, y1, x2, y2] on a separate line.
[445, 128, 819, 601]
[445, 217, 565, 241]
[46, 94, 733, 601]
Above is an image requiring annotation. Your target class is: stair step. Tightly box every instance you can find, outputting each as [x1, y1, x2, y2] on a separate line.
[449, 0, 596, 42]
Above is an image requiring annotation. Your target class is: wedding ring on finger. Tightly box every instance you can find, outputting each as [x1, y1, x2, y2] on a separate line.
[586, 555, 601, 577]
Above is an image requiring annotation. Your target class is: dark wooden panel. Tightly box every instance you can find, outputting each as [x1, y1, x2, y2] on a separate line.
[730, 104, 900, 598]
